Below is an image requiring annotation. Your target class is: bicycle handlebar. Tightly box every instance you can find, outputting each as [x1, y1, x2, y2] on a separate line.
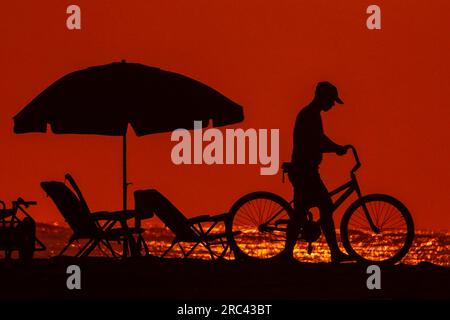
[281, 145, 361, 181]
[349, 145, 361, 174]
[13, 197, 37, 208]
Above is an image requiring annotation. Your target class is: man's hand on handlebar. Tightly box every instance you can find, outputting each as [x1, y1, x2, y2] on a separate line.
[336, 144, 352, 156]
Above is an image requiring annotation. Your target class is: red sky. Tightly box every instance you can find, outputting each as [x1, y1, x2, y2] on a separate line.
[1, 1, 449, 230]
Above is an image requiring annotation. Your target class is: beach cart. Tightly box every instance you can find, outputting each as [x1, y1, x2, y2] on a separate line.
[0, 198, 46, 260]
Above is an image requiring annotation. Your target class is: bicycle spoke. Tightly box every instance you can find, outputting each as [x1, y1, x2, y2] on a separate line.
[261, 199, 269, 222]
[240, 205, 259, 225]
[234, 215, 255, 227]
[351, 210, 370, 227]
[249, 199, 262, 225]
[382, 212, 406, 229]
[382, 202, 398, 227]
[380, 203, 393, 228]
[232, 193, 292, 259]
[253, 199, 262, 225]
[345, 198, 411, 263]
[373, 201, 379, 226]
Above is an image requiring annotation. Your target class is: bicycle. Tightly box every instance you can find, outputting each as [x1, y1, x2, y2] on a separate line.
[226, 146, 415, 264]
[0, 197, 46, 260]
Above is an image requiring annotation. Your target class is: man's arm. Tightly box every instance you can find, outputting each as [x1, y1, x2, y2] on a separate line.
[321, 134, 348, 154]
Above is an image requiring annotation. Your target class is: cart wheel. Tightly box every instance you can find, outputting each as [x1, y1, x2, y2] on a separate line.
[18, 217, 36, 261]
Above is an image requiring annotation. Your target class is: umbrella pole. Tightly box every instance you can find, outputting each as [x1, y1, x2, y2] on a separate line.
[123, 133, 127, 212]
[122, 132, 140, 257]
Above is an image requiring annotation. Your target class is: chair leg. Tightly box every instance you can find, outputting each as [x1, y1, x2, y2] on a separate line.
[101, 239, 120, 258]
[59, 238, 75, 256]
[75, 239, 91, 257]
[128, 235, 141, 257]
[201, 241, 216, 260]
[78, 239, 98, 257]
[178, 243, 186, 257]
[217, 237, 230, 260]
[162, 239, 177, 258]
[138, 234, 150, 256]
[122, 238, 129, 258]
[185, 241, 202, 258]
[218, 243, 229, 260]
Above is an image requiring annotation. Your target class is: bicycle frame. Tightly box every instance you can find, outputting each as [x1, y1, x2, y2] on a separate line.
[329, 175, 360, 213]
[262, 146, 380, 234]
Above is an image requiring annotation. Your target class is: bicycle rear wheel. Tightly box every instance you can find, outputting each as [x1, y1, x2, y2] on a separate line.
[340, 194, 414, 264]
[226, 192, 294, 260]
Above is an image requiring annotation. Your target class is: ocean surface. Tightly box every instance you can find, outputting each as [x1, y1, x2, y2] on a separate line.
[16, 223, 449, 267]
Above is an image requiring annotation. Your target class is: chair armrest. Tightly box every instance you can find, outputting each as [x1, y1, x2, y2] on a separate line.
[90, 210, 109, 218]
[188, 213, 230, 224]
[207, 213, 231, 222]
[188, 215, 211, 224]
[91, 211, 125, 221]
[92, 210, 153, 221]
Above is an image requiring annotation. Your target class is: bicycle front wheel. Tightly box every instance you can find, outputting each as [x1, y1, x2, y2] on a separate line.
[340, 194, 414, 264]
[226, 192, 294, 260]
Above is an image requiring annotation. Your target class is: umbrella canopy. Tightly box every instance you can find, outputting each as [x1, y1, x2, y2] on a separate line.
[14, 61, 244, 210]
[14, 61, 244, 135]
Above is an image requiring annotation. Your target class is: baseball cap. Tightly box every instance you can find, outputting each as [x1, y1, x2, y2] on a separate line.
[315, 81, 344, 104]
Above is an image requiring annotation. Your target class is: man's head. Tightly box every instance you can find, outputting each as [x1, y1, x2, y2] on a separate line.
[313, 81, 344, 111]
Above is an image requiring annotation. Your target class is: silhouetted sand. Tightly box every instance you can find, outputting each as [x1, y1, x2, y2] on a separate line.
[0, 257, 448, 300]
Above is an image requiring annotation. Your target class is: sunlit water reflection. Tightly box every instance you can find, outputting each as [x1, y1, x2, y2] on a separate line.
[2, 224, 448, 267]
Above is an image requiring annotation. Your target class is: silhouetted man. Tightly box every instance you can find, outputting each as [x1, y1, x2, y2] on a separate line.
[285, 81, 352, 263]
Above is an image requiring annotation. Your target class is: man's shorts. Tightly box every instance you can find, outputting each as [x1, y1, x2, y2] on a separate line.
[288, 167, 330, 208]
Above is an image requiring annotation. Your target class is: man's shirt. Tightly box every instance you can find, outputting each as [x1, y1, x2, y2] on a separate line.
[291, 104, 340, 169]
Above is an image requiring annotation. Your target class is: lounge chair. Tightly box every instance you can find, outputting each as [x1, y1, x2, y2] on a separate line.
[41, 174, 153, 258]
[134, 189, 240, 260]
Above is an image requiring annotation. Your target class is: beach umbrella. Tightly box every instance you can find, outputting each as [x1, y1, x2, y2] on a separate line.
[13, 60, 244, 211]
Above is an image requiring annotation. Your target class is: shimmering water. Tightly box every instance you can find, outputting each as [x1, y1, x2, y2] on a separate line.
[7, 223, 449, 267]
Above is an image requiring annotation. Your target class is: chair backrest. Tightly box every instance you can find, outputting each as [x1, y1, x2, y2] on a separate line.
[65, 173, 91, 216]
[41, 181, 98, 237]
[134, 189, 198, 241]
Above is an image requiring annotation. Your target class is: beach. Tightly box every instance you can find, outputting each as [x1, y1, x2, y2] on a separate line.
[0, 257, 448, 300]
[0, 223, 448, 300]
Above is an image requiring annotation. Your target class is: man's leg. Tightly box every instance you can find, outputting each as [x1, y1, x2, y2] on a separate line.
[283, 184, 308, 257]
[316, 182, 350, 262]
[317, 197, 341, 257]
